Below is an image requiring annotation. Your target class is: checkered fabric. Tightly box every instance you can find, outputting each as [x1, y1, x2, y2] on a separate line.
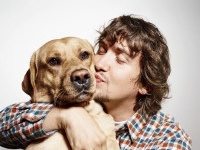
[0, 101, 54, 149]
[116, 111, 192, 150]
[0, 101, 192, 149]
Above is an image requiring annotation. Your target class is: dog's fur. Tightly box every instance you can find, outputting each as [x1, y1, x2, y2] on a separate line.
[22, 37, 119, 150]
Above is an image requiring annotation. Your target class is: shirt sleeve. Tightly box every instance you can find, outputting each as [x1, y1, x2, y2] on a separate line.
[153, 120, 192, 150]
[159, 125, 192, 150]
[0, 101, 55, 149]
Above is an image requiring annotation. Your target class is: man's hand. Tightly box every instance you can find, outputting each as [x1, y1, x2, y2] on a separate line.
[43, 107, 107, 150]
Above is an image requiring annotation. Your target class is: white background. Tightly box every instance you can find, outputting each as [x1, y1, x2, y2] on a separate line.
[0, 0, 199, 149]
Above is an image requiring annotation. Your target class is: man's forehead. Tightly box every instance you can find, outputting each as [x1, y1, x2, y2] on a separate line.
[100, 39, 128, 50]
[114, 41, 130, 55]
[99, 38, 137, 57]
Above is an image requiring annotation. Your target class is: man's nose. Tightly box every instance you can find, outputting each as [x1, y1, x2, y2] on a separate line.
[94, 53, 110, 72]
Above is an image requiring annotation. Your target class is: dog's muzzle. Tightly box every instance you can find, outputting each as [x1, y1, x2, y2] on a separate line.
[70, 69, 91, 91]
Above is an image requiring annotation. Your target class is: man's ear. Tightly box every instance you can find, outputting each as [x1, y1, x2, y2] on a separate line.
[138, 87, 147, 95]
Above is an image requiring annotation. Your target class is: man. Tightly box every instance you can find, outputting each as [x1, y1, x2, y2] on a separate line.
[0, 15, 191, 149]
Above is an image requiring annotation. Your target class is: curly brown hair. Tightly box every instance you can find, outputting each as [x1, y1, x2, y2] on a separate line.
[96, 15, 171, 116]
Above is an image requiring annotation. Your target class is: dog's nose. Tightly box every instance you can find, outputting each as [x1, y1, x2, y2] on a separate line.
[71, 69, 91, 91]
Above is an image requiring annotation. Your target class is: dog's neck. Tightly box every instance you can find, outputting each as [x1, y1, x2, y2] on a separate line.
[55, 100, 90, 108]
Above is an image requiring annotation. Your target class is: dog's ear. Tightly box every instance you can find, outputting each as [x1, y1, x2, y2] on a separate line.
[22, 51, 37, 101]
[22, 69, 33, 97]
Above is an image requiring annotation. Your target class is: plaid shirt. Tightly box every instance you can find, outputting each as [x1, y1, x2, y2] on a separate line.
[0, 101, 192, 150]
[0, 101, 55, 149]
[116, 111, 192, 150]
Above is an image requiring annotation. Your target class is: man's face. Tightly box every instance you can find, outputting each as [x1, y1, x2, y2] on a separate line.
[94, 39, 143, 104]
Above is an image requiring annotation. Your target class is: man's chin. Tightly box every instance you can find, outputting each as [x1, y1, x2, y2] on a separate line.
[94, 94, 109, 103]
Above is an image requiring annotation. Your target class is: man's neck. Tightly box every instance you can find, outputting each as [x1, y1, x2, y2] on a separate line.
[102, 100, 135, 122]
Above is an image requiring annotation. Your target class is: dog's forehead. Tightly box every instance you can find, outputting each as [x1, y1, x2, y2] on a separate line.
[39, 37, 93, 55]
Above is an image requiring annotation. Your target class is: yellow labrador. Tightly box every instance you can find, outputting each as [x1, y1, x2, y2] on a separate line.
[22, 37, 119, 150]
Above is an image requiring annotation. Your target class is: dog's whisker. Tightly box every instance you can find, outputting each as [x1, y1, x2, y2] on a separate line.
[54, 88, 68, 106]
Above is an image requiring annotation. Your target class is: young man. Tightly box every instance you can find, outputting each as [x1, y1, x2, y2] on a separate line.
[0, 15, 191, 149]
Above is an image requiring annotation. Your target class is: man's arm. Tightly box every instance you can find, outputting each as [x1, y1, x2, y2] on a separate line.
[43, 107, 107, 150]
[0, 101, 55, 149]
[0, 101, 106, 149]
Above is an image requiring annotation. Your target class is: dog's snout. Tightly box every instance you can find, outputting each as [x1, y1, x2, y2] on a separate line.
[71, 69, 91, 91]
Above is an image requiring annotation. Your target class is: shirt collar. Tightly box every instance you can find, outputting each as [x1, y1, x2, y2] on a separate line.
[116, 111, 148, 143]
[127, 111, 147, 142]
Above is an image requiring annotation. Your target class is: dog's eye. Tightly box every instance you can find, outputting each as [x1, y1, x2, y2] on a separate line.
[48, 57, 61, 66]
[80, 51, 89, 60]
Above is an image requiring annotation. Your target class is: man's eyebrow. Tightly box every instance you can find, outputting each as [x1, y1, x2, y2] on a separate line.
[116, 46, 131, 56]
[99, 40, 108, 47]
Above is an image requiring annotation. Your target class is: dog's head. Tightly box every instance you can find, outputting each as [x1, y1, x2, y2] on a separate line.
[22, 37, 96, 107]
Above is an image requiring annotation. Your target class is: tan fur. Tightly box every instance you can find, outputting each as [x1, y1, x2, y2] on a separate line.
[23, 37, 119, 150]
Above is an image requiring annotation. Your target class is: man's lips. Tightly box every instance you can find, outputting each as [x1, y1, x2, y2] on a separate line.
[95, 73, 105, 83]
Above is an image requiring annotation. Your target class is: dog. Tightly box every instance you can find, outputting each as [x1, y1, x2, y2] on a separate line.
[22, 37, 119, 150]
